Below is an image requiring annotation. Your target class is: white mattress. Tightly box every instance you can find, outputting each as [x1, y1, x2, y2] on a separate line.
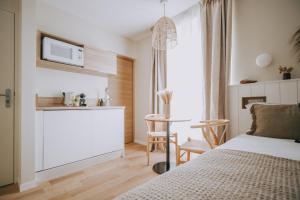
[218, 134, 300, 161]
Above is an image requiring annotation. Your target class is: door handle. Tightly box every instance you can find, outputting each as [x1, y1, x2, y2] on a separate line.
[0, 89, 11, 108]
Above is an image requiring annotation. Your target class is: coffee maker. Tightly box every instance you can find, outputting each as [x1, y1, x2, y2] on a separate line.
[79, 93, 87, 107]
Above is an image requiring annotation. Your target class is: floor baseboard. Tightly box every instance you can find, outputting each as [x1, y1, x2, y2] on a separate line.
[34, 150, 123, 188]
[19, 180, 38, 192]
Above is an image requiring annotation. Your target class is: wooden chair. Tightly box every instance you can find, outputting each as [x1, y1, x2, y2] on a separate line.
[145, 114, 178, 166]
[176, 119, 229, 165]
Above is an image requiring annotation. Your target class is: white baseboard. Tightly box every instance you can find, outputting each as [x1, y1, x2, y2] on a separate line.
[17, 150, 123, 192]
[35, 150, 123, 183]
[19, 180, 38, 192]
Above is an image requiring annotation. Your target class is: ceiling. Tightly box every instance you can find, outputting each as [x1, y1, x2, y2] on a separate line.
[40, 0, 199, 41]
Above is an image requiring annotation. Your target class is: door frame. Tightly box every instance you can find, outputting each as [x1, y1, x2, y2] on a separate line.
[112, 55, 135, 144]
[1, 0, 37, 190]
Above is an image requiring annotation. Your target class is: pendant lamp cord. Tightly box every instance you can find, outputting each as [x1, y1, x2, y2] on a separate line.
[161, 0, 167, 17]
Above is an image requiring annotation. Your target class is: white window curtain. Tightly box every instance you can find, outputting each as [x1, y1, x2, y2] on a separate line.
[167, 4, 205, 142]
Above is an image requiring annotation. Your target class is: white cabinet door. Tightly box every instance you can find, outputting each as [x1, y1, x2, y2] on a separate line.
[44, 110, 93, 169]
[280, 81, 298, 104]
[84, 46, 117, 75]
[265, 83, 280, 104]
[42, 109, 124, 170]
[90, 109, 124, 156]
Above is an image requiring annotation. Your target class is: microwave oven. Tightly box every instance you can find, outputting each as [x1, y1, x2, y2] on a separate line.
[42, 37, 84, 67]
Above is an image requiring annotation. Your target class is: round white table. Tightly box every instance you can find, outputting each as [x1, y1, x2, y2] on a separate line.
[145, 115, 191, 174]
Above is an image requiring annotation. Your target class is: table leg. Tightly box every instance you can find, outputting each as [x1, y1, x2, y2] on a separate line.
[152, 121, 174, 174]
[166, 121, 170, 171]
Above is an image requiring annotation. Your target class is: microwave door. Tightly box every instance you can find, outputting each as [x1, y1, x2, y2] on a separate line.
[42, 37, 81, 66]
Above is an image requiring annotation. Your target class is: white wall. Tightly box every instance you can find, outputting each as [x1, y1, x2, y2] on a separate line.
[134, 36, 152, 144]
[231, 0, 300, 84]
[19, 0, 37, 190]
[36, 68, 107, 99]
[35, 1, 136, 99]
[36, 1, 136, 58]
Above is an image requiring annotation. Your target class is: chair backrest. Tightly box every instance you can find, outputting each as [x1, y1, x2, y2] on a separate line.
[145, 114, 166, 133]
[192, 119, 230, 149]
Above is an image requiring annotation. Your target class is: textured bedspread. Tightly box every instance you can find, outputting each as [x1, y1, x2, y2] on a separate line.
[115, 149, 300, 200]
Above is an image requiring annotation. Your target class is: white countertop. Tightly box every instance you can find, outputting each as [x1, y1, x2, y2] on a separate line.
[36, 106, 125, 111]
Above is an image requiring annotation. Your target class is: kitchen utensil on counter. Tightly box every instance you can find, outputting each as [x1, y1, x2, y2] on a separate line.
[74, 95, 80, 107]
[62, 92, 75, 106]
[97, 98, 104, 106]
[100, 99, 104, 106]
[104, 88, 111, 106]
[79, 93, 87, 107]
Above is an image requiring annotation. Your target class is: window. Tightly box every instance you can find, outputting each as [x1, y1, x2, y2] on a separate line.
[167, 6, 204, 141]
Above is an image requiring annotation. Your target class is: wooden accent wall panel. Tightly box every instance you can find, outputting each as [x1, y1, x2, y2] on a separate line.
[36, 96, 64, 107]
[108, 57, 134, 144]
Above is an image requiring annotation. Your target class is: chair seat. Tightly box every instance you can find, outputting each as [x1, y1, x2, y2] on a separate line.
[148, 131, 176, 137]
[180, 139, 211, 153]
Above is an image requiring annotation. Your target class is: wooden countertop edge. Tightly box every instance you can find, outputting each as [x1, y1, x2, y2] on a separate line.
[36, 106, 125, 111]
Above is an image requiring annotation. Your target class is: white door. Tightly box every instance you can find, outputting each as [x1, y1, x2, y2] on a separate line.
[0, 9, 14, 186]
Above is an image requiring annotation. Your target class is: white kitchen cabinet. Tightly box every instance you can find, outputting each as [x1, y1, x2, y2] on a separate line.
[90, 109, 124, 156]
[35, 108, 124, 171]
[44, 110, 93, 169]
[84, 46, 117, 75]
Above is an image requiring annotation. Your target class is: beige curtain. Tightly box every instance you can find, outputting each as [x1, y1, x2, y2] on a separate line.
[149, 48, 167, 151]
[200, 0, 232, 121]
[149, 48, 167, 114]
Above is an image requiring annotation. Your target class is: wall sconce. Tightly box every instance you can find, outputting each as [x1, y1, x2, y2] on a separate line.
[256, 53, 272, 68]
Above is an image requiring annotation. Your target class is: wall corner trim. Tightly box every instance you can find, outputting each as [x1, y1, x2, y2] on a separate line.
[19, 179, 37, 192]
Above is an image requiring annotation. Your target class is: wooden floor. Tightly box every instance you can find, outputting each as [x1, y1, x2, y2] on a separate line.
[0, 144, 169, 200]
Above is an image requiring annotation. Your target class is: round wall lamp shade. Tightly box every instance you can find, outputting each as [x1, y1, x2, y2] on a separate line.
[256, 53, 272, 68]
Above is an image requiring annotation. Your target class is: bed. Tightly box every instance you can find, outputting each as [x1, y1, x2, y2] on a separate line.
[115, 134, 300, 200]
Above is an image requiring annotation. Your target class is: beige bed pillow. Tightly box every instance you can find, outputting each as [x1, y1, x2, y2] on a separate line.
[247, 104, 300, 140]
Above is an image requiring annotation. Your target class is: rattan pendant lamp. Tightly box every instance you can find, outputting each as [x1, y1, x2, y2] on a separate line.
[152, 0, 177, 51]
